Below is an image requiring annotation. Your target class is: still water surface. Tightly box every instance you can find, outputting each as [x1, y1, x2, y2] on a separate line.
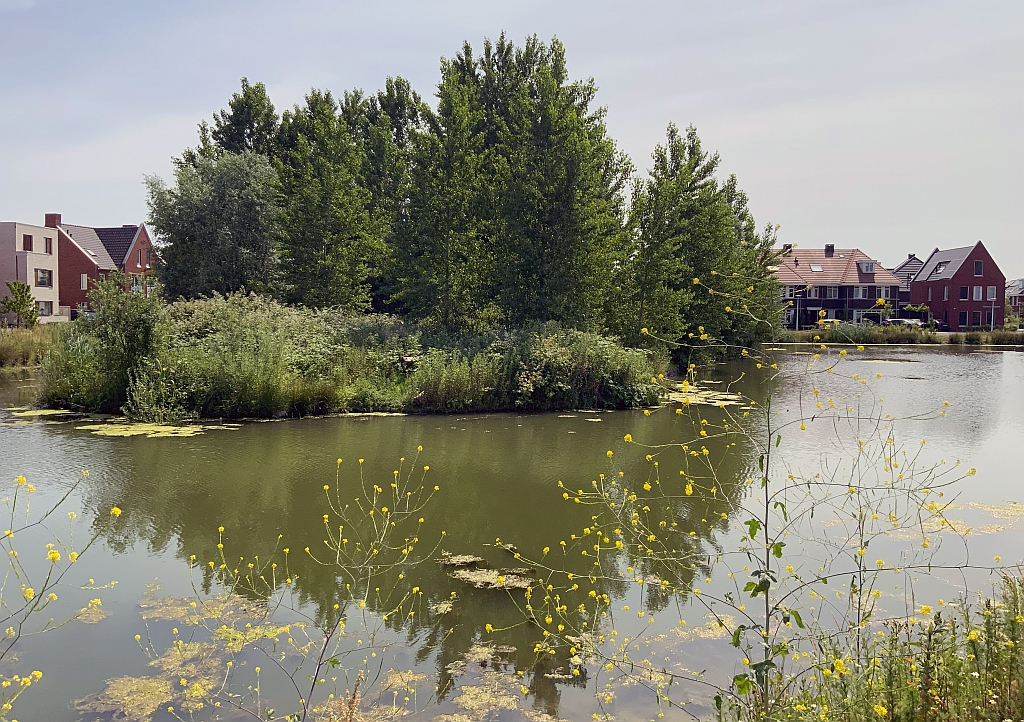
[0, 347, 1021, 720]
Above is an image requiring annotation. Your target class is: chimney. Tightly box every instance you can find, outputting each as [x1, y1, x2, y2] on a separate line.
[824, 244, 835, 257]
[781, 243, 793, 255]
[44, 213, 61, 228]
[908, 253, 915, 259]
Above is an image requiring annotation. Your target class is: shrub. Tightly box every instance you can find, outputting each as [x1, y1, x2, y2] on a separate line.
[989, 329, 1024, 345]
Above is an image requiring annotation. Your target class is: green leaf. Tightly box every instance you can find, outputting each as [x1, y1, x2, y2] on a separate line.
[733, 673, 752, 695]
[771, 541, 785, 559]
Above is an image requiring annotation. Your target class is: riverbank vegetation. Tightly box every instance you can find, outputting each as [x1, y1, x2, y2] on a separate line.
[0, 326, 52, 368]
[782, 326, 1024, 346]
[39, 280, 662, 419]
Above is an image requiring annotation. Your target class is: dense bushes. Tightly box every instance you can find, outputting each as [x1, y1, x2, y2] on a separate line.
[781, 325, 938, 345]
[40, 282, 661, 420]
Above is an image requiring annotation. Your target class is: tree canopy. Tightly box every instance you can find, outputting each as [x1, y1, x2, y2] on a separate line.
[148, 35, 781, 355]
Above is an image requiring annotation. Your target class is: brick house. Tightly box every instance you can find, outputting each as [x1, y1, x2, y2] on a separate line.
[0, 221, 68, 323]
[909, 241, 1004, 331]
[44, 213, 155, 315]
[774, 244, 902, 329]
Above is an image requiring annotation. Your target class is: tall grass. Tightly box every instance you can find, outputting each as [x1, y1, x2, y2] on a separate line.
[0, 326, 53, 368]
[781, 326, 938, 345]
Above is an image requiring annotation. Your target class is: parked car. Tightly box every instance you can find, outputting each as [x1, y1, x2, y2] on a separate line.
[932, 319, 950, 331]
[883, 318, 924, 328]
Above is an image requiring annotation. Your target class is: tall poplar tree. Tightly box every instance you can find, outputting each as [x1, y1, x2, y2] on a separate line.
[276, 90, 383, 308]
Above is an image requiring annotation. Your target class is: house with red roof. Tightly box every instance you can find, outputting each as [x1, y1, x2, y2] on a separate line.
[43, 213, 155, 315]
[773, 244, 902, 329]
[908, 241, 1004, 331]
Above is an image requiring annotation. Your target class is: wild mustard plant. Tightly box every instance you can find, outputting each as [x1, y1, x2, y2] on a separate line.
[486, 278, 1015, 720]
[95, 449, 444, 722]
[0, 471, 118, 721]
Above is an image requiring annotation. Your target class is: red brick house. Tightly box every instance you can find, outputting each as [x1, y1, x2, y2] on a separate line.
[774, 244, 902, 329]
[909, 241, 1004, 331]
[46, 213, 155, 314]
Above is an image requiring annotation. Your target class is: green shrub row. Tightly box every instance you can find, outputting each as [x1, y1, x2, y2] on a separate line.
[39, 279, 661, 420]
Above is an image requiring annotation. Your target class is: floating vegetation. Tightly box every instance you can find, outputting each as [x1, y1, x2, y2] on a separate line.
[213, 623, 293, 653]
[8, 408, 79, 417]
[673, 613, 738, 642]
[662, 380, 745, 407]
[448, 567, 533, 590]
[76, 599, 109, 624]
[139, 582, 267, 625]
[76, 676, 173, 722]
[584, 417, 603, 422]
[438, 551, 486, 567]
[76, 422, 210, 438]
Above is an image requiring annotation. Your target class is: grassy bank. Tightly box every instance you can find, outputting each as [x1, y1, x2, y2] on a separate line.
[39, 284, 662, 420]
[780, 326, 1024, 345]
[0, 326, 53, 368]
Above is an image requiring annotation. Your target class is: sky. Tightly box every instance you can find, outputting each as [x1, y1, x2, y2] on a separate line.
[1, 0, 1021, 278]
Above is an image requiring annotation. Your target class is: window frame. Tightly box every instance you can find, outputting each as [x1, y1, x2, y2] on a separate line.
[36, 300, 52, 317]
[44, 237, 53, 254]
[22, 234, 33, 252]
[943, 286, 949, 301]
[974, 260, 984, 277]
[80, 273, 89, 291]
[987, 286, 997, 301]
[960, 286, 969, 301]
[34, 268, 53, 288]
[973, 286, 983, 301]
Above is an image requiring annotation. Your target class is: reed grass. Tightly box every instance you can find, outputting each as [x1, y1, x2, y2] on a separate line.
[0, 326, 53, 368]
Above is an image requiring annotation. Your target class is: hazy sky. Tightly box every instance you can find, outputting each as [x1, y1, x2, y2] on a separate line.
[1, 0, 1021, 277]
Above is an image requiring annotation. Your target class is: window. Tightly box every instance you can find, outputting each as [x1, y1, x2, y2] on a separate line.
[44, 237, 53, 254]
[986, 311, 993, 326]
[131, 274, 143, 294]
[943, 286, 948, 301]
[819, 286, 838, 299]
[974, 260, 983, 276]
[22, 234, 33, 252]
[927, 287, 932, 301]
[36, 301, 52, 317]
[137, 249, 143, 266]
[958, 311, 968, 327]
[987, 286, 997, 301]
[80, 273, 89, 291]
[809, 264, 824, 272]
[973, 286, 982, 301]
[858, 261, 875, 273]
[34, 268, 53, 287]
[972, 312, 982, 326]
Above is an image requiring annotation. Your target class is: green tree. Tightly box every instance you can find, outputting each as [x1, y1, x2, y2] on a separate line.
[276, 89, 383, 308]
[390, 54, 495, 331]
[478, 35, 631, 327]
[0, 280, 38, 329]
[147, 151, 283, 299]
[607, 125, 780, 356]
[211, 78, 280, 156]
[85, 272, 167, 412]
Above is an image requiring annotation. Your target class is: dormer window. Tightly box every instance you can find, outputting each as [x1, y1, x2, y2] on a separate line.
[858, 261, 875, 273]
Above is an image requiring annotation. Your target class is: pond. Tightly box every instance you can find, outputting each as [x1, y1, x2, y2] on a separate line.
[0, 346, 1021, 721]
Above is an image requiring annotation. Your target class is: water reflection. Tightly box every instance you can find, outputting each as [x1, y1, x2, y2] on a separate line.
[55, 387, 760, 706]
